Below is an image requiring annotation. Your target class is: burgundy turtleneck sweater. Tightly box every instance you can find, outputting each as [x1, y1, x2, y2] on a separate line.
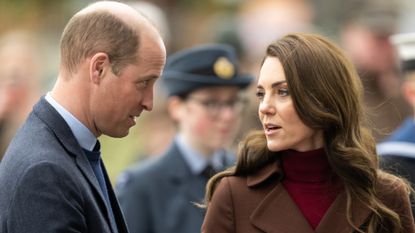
[281, 148, 342, 230]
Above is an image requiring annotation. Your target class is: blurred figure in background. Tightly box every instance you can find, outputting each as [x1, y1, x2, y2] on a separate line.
[127, 1, 171, 52]
[236, 0, 315, 72]
[116, 44, 253, 233]
[0, 31, 42, 159]
[378, 32, 415, 215]
[339, 0, 411, 141]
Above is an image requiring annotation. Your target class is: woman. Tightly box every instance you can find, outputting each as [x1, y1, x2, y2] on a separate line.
[201, 33, 414, 233]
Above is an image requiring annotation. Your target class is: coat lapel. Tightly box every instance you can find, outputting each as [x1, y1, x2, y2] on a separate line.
[246, 157, 373, 233]
[248, 161, 314, 233]
[72, 151, 119, 233]
[33, 97, 117, 232]
[316, 191, 371, 233]
[250, 184, 315, 233]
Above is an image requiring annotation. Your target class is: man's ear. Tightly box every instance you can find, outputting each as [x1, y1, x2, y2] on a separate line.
[89, 52, 110, 83]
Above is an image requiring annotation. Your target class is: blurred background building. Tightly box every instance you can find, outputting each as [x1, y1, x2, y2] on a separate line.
[0, 0, 414, 182]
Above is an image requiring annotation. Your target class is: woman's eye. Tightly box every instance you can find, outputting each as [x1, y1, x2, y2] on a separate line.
[278, 88, 289, 97]
[255, 91, 264, 100]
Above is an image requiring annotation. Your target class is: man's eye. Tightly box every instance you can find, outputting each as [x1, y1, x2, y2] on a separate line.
[137, 80, 149, 89]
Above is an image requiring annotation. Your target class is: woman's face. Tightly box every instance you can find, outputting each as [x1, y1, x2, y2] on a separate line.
[256, 56, 324, 152]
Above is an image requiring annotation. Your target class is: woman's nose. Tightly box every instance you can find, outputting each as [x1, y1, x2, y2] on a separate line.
[259, 97, 276, 115]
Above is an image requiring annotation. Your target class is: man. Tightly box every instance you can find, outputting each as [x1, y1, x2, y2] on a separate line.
[377, 32, 415, 215]
[0, 1, 166, 233]
[116, 44, 253, 233]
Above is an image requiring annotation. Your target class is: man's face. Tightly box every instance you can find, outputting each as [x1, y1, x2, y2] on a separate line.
[92, 37, 166, 138]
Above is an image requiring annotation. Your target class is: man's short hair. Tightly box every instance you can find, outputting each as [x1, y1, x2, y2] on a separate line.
[60, 10, 140, 75]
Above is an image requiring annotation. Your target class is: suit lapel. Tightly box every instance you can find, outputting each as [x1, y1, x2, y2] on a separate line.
[33, 97, 116, 231]
[316, 191, 371, 233]
[101, 161, 129, 233]
[74, 153, 108, 207]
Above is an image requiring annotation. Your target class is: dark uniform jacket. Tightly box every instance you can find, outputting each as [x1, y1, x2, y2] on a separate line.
[116, 141, 235, 233]
[378, 117, 415, 216]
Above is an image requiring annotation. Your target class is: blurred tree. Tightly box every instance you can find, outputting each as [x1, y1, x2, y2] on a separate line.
[0, 0, 78, 34]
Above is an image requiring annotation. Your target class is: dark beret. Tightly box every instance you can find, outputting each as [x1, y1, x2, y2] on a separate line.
[162, 44, 254, 96]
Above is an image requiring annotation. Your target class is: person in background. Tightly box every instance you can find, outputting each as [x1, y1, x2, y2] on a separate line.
[202, 33, 414, 233]
[377, 32, 415, 216]
[0, 31, 42, 159]
[116, 44, 253, 233]
[0, 1, 166, 232]
[339, 0, 411, 141]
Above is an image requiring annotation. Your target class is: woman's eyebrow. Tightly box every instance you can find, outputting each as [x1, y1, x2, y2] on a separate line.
[257, 80, 287, 89]
[271, 80, 287, 88]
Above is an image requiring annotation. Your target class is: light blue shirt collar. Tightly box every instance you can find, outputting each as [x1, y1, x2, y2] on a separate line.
[45, 92, 97, 151]
[176, 134, 225, 175]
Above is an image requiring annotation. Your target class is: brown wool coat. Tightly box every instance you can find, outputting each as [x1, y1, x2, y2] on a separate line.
[202, 162, 415, 233]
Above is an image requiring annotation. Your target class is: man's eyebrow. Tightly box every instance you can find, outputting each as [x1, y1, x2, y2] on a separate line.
[138, 75, 159, 81]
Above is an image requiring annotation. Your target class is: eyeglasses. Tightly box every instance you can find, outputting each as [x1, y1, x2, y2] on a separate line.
[187, 96, 247, 118]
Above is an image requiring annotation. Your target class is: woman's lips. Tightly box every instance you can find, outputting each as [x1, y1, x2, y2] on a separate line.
[264, 123, 281, 135]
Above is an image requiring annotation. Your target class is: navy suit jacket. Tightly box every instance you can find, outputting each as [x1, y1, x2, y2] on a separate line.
[0, 97, 129, 233]
[377, 117, 415, 216]
[116, 141, 235, 233]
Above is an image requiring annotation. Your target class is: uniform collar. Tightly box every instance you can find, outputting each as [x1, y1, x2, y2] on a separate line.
[176, 134, 225, 175]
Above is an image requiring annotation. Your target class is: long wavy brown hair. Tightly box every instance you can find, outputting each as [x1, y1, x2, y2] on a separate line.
[204, 33, 409, 233]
